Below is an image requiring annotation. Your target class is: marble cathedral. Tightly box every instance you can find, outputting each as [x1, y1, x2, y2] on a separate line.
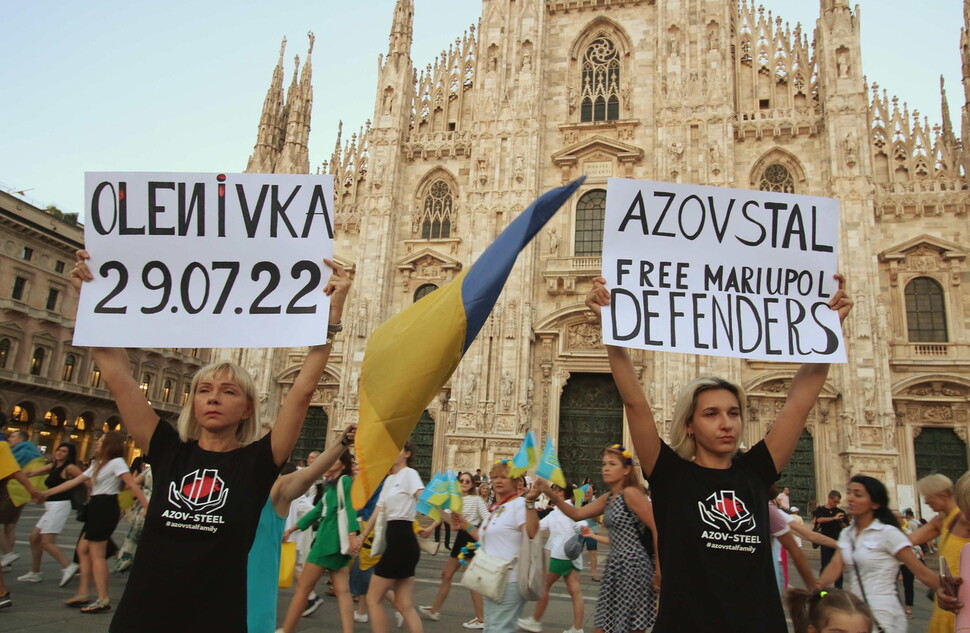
[217, 0, 970, 513]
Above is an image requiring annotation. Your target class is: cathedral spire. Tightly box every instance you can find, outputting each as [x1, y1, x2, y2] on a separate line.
[277, 33, 314, 175]
[387, 0, 413, 63]
[246, 37, 287, 173]
[942, 76, 956, 145]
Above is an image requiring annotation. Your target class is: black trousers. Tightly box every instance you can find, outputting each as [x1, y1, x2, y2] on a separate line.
[819, 545, 843, 589]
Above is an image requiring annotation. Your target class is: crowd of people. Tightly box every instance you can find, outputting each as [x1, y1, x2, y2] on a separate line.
[0, 255, 964, 633]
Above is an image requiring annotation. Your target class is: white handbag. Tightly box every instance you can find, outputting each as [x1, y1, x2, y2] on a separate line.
[517, 526, 545, 601]
[417, 536, 440, 556]
[460, 550, 515, 602]
[370, 507, 388, 556]
[336, 476, 352, 556]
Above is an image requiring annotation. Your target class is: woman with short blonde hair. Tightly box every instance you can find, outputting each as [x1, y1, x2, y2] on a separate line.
[68, 250, 351, 632]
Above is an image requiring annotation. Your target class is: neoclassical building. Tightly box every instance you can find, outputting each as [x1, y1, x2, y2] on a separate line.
[217, 0, 970, 514]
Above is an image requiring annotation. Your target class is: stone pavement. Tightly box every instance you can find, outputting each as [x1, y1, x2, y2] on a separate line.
[0, 505, 938, 631]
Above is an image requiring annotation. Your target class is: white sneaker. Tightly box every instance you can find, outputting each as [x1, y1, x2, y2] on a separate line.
[17, 571, 42, 583]
[563, 628, 585, 633]
[60, 563, 79, 587]
[0, 552, 20, 567]
[518, 616, 543, 633]
[462, 618, 485, 630]
[418, 606, 440, 621]
[394, 611, 404, 628]
[354, 612, 369, 623]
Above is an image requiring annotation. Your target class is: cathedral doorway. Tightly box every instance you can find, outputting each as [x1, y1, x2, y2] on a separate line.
[558, 373, 623, 491]
[779, 429, 816, 516]
[412, 410, 436, 481]
[914, 427, 968, 483]
[294, 406, 328, 463]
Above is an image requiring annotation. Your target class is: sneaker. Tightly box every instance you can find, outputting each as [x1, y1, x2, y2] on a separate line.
[462, 618, 485, 630]
[0, 552, 19, 567]
[394, 611, 404, 628]
[517, 616, 543, 632]
[354, 612, 369, 623]
[60, 562, 80, 587]
[302, 595, 324, 617]
[418, 606, 440, 621]
[563, 628, 585, 633]
[0, 593, 11, 609]
[16, 571, 42, 583]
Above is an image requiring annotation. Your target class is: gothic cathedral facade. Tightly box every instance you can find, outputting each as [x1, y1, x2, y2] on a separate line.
[220, 0, 970, 512]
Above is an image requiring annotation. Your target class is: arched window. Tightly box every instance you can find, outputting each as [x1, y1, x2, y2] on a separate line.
[162, 379, 174, 402]
[90, 365, 102, 388]
[414, 284, 439, 302]
[30, 347, 45, 376]
[574, 189, 607, 256]
[905, 277, 948, 342]
[62, 354, 76, 382]
[420, 180, 454, 239]
[758, 163, 795, 193]
[0, 338, 10, 369]
[581, 37, 620, 123]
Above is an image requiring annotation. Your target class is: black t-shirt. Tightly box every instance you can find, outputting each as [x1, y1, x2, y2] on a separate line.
[648, 440, 784, 633]
[110, 422, 279, 633]
[813, 505, 848, 539]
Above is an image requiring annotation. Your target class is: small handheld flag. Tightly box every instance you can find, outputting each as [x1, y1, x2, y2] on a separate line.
[509, 431, 538, 477]
[535, 436, 566, 488]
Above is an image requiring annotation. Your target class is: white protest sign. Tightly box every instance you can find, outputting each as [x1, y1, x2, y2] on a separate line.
[602, 178, 845, 363]
[74, 172, 334, 348]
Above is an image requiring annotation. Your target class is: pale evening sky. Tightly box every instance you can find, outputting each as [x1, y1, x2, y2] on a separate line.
[0, 0, 962, 217]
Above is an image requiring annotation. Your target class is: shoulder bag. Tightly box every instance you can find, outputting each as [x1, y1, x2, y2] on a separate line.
[460, 549, 515, 602]
[847, 533, 888, 633]
[336, 476, 352, 556]
[563, 528, 585, 560]
[370, 507, 389, 556]
[518, 524, 545, 600]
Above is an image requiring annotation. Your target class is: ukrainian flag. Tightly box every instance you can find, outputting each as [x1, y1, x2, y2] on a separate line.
[352, 178, 585, 508]
[509, 430, 538, 478]
[536, 436, 567, 488]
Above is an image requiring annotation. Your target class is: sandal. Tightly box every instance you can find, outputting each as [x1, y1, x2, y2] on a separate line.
[905, 606, 913, 619]
[64, 596, 90, 607]
[81, 599, 111, 614]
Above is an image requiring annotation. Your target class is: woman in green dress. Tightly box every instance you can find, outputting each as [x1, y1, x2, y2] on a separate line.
[280, 451, 360, 633]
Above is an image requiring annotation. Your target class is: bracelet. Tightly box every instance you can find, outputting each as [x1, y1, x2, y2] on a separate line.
[327, 321, 343, 334]
[325, 334, 336, 346]
[525, 501, 536, 509]
[341, 437, 351, 447]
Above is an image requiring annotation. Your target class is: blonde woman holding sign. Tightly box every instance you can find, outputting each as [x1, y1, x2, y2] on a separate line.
[68, 249, 351, 633]
[584, 274, 852, 633]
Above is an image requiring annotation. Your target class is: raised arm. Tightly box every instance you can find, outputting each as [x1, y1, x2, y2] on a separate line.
[274, 424, 356, 506]
[270, 259, 351, 466]
[539, 479, 610, 521]
[71, 250, 160, 450]
[764, 274, 852, 473]
[586, 278, 661, 475]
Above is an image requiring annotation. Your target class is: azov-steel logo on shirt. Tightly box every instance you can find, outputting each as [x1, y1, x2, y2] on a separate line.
[168, 468, 229, 514]
[697, 490, 756, 533]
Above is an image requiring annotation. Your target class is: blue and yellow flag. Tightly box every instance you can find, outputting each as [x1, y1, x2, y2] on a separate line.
[509, 430, 538, 477]
[536, 436, 566, 488]
[445, 470, 463, 515]
[574, 483, 590, 507]
[352, 178, 585, 507]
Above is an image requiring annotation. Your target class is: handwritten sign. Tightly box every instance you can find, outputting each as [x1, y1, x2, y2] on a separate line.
[602, 178, 845, 362]
[74, 172, 334, 348]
